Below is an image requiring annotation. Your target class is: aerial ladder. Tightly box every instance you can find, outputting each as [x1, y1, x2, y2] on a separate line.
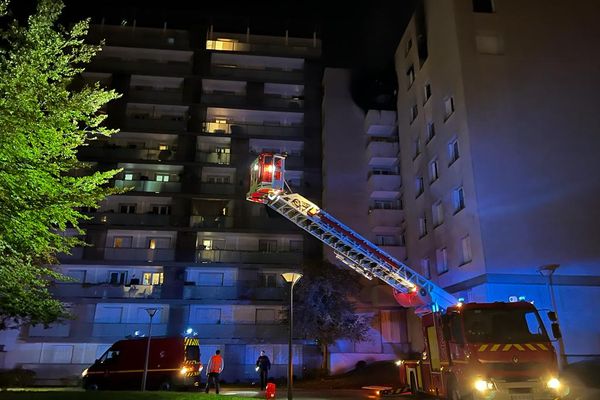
[246, 153, 458, 315]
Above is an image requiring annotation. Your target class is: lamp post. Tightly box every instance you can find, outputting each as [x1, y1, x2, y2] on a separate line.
[281, 272, 302, 400]
[141, 307, 158, 391]
[538, 264, 567, 369]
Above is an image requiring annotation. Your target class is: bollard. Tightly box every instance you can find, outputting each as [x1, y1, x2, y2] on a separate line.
[265, 382, 276, 399]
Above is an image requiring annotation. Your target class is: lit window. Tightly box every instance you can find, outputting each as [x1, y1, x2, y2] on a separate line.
[448, 138, 460, 164]
[148, 237, 171, 249]
[423, 83, 432, 103]
[415, 176, 424, 197]
[444, 97, 455, 121]
[429, 159, 439, 183]
[473, 0, 495, 13]
[421, 258, 431, 279]
[143, 272, 164, 285]
[156, 174, 170, 182]
[426, 122, 436, 143]
[461, 235, 472, 264]
[432, 201, 444, 227]
[124, 173, 134, 181]
[436, 248, 448, 274]
[453, 186, 466, 213]
[418, 215, 428, 238]
[406, 65, 415, 88]
[113, 237, 132, 248]
[159, 144, 169, 151]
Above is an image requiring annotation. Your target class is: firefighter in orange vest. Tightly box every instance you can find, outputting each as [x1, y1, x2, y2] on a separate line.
[205, 349, 224, 394]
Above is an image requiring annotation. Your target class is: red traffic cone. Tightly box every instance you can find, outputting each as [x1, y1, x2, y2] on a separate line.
[265, 382, 276, 399]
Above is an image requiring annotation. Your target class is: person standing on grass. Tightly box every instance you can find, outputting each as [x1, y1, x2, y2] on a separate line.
[256, 350, 271, 391]
[205, 349, 224, 394]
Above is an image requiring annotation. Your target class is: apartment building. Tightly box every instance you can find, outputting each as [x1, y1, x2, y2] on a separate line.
[0, 23, 322, 383]
[395, 0, 600, 360]
[322, 69, 410, 373]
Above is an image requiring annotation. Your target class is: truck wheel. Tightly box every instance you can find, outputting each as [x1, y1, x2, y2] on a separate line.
[159, 381, 172, 391]
[85, 382, 100, 391]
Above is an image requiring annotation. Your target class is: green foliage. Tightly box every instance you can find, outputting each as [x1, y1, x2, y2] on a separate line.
[0, 0, 121, 329]
[293, 260, 372, 368]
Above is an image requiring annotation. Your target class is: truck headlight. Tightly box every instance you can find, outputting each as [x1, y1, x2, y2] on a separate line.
[547, 377, 561, 390]
[474, 379, 494, 392]
[180, 367, 189, 375]
[81, 368, 88, 378]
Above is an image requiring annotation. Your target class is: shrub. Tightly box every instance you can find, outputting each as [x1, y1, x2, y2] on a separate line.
[0, 368, 36, 388]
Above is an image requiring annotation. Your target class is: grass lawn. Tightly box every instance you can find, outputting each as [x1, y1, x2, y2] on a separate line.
[0, 389, 255, 400]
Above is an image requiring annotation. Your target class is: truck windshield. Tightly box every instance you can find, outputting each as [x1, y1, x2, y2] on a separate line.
[185, 345, 200, 362]
[463, 307, 549, 343]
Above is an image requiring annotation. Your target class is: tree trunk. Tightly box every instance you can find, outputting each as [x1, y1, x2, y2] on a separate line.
[320, 343, 330, 373]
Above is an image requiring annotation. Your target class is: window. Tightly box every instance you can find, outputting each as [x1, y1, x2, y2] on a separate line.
[415, 176, 424, 197]
[461, 235, 472, 264]
[289, 240, 303, 253]
[159, 144, 169, 151]
[405, 38, 412, 56]
[423, 83, 432, 103]
[156, 174, 170, 182]
[119, 204, 136, 214]
[152, 204, 171, 215]
[413, 137, 421, 159]
[418, 215, 428, 238]
[148, 237, 171, 249]
[421, 258, 431, 279]
[426, 122, 436, 143]
[410, 104, 419, 123]
[258, 272, 278, 288]
[399, 231, 406, 246]
[473, 0, 495, 13]
[207, 175, 230, 184]
[436, 248, 448, 274]
[113, 236, 132, 248]
[453, 187, 466, 213]
[406, 65, 415, 88]
[143, 272, 164, 285]
[448, 138, 460, 164]
[376, 235, 396, 246]
[433, 201, 444, 227]
[124, 173, 134, 181]
[429, 159, 439, 183]
[201, 239, 225, 250]
[476, 34, 504, 54]
[256, 309, 276, 323]
[444, 96, 455, 121]
[259, 239, 277, 252]
[373, 199, 399, 210]
[196, 272, 224, 286]
[109, 271, 128, 285]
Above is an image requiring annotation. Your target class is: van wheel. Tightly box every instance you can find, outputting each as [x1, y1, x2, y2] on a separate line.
[159, 381, 172, 391]
[85, 382, 100, 391]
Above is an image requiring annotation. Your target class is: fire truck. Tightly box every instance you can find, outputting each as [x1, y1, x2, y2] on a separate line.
[247, 153, 566, 400]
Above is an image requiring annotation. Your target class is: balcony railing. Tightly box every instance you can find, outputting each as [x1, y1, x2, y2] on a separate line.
[210, 65, 303, 83]
[182, 323, 287, 339]
[198, 182, 235, 195]
[50, 283, 161, 299]
[78, 146, 176, 162]
[367, 173, 402, 193]
[197, 249, 302, 264]
[104, 248, 175, 262]
[190, 215, 233, 229]
[128, 88, 183, 104]
[202, 122, 303, 137]
[114, 180, 181, 193]
[366, 140, 399, 160]
[368, 208, 404, 228]
[195, 151, 231, 165]
[90, 57, 192, 77]
[92, 322, 168, 337]
[206, 39, 320, 57]
[85, 212, 186, 227]
[183, 281, 284, 301]
[123, 117, 187, 132]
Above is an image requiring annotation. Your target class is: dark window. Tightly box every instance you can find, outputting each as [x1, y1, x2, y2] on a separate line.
[473, 0, 495, 13]
[463, 308, 549, 343]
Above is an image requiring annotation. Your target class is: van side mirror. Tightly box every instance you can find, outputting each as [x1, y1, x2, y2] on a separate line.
[551, 322, 562, 339]
[547, 311, 557, 322]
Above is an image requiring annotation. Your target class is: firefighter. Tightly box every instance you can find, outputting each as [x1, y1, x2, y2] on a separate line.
[255, 350, 271, 391]
[205, 349, 224, 394]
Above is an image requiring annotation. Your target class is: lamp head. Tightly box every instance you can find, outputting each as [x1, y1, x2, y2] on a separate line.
[145, 308, 158, 317]
[281, 272, 303, 284]
[538, 264, 559, 277]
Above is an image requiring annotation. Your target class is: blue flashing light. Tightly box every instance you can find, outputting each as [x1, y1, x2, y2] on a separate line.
[185, 327, 193, 335]
[133, 330, 141, 337]
[518, 295, 526, 301]
[458, 297, 465, 303]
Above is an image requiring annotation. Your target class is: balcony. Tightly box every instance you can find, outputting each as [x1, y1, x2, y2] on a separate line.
[104, 248, 175, 262]
[89, 25, 191, 50]
[197, 249, 302, 264]
[379, 245, 407, 261]
[201, 92, 247, 107]
[263, 96, 304, 110]
[365, 110, 397, 136]
[90, 57, 192, 77]
[78, 146, 177, 162]
[206, 36, 320, 58]
[92, 323, 168, 338]
[367, 140, 399, 164]
[85, 212, 186, 227]
[284, 155, 304, 169]
[190, 215, 233, 229]
[367, 172, 402, 195]
[128, 88, 183, 105]
[368, 208, 404, 228]
[123, 116, 187, 132]
[209, 65, 303, 83]
[183, 281, 284, 301]
[114, 180, 181, 193]
[50, 283, 161, 299]
[181, 323, 287, 340]
[198, 182, 235, 195]
[202, 122, 303, 138]
[195, 151, 231, 165]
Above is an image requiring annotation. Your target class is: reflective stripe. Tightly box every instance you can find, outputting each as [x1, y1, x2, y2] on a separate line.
[537, 343, 549, 351]
[525, 344, 538, 351]
[502, 344, 512, 351]
[209, 355, 223, 373]
[490, 344, 501, 352]
[478, 344, 489, 352]
[513, 344, 525, 351]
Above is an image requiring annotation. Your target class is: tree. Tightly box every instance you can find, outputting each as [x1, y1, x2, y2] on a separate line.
[292, 260, 372, 372]
[0, 0, 121, 329]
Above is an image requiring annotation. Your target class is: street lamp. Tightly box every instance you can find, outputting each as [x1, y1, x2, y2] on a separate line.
[281, 272, 302, 400]
[141, 307, 158, 391]
[538, 264, 567, 369]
